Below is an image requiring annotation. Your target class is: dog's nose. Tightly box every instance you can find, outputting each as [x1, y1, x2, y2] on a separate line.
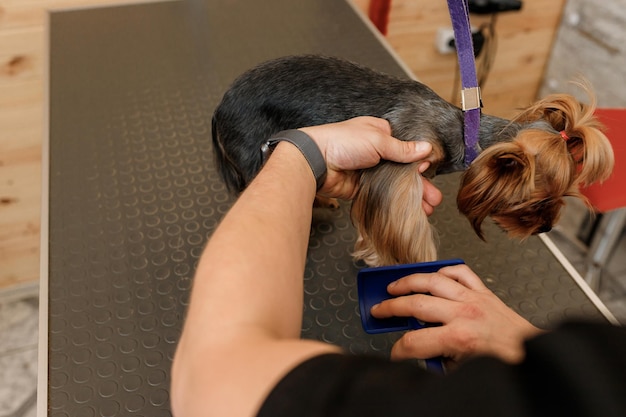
[536, 224, 552, 234]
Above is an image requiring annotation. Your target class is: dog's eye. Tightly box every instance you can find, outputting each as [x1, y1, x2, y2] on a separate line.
[533, 198, 554, 211]
[501, 158, 518, 168]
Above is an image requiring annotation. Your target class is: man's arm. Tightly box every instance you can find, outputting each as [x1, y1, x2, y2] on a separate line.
[171, 117, 435, 417]
[171, 142, 338, 417]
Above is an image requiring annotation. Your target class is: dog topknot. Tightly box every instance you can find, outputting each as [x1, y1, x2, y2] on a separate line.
[513, 83, 614, 187]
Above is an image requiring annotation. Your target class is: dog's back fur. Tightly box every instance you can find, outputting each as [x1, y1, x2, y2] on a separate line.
[212, 55, 465, 193]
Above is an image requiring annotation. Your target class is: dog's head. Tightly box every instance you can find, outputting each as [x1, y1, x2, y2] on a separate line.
[458, 86, 615, 240]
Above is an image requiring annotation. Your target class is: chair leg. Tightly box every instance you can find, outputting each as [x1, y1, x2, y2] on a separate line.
[584, 208, 626, 292]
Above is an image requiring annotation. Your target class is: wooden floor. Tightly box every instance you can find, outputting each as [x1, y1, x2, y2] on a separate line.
[0, 0, 564, 290]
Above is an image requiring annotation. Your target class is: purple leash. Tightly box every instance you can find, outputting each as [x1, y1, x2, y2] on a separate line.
[447, 0, 482, 166]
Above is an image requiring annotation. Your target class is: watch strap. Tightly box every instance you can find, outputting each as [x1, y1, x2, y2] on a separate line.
[261, 129, 327, 190]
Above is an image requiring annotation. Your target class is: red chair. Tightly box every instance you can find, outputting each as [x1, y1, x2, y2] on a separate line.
[579, 108, 626, 291]
[368, 0, 392, 35]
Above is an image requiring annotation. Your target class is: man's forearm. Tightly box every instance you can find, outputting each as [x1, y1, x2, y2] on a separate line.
[171, 118, 432, 417]
[172, 141, 340, 417]
[186, 142, 317, 339]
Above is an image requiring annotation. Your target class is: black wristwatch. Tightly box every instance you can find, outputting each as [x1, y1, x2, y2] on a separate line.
[261, 129, 327, 190]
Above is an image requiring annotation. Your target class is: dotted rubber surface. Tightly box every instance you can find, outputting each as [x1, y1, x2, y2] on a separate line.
[46, 1, 606, 416]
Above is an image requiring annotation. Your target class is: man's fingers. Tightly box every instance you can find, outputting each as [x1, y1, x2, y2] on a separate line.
[384, 272, 467, 302]
[371, 293, 456, 324]
[371, 296, 454, 360]
[390, 327, 448, 361]
[360, 116, 393, 134]
[385, 265, 487, 300]
[421, 178, 443, 216]
[378, 138, 432, 164]
[437, 264, 488, 291]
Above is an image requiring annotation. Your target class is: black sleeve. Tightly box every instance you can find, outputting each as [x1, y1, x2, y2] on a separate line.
[257, 321, 626, 417]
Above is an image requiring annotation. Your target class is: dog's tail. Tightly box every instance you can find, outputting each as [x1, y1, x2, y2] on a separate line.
[211, 115, 248, 194]
[351, 162, 437, 266]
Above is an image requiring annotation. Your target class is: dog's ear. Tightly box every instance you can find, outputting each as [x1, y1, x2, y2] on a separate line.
[492, 149, 528, 175]
[457, 142, 534, 240]
[351, 162, 437, 266]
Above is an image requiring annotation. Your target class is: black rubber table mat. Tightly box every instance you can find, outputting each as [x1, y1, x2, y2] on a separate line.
[45, 0, 608, 416]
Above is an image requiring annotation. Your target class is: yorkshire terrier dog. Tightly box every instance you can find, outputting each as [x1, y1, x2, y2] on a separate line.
[212, 55, 614, 266]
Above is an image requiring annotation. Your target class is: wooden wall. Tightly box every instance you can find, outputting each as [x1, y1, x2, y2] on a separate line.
[0, 0, 564, 290]
[539, 0, 626, 106]
[353, 0, 566, 118]
[0, 0, 154, 289]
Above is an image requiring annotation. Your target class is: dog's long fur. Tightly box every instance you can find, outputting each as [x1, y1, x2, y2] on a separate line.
[212, 55, 614, 266]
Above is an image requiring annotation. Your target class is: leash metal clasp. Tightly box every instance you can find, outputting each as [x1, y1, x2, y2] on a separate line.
[461, 87, 482, 111]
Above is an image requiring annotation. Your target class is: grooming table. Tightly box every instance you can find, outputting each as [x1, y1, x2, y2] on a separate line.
[39, 0, 617, 415]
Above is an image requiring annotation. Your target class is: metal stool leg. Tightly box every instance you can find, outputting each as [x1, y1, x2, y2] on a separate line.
[584, 208, 626, 292]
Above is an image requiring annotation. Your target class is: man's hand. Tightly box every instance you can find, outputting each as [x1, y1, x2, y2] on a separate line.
[300, 116, 442, 213]
[371, 264, 544, 365]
